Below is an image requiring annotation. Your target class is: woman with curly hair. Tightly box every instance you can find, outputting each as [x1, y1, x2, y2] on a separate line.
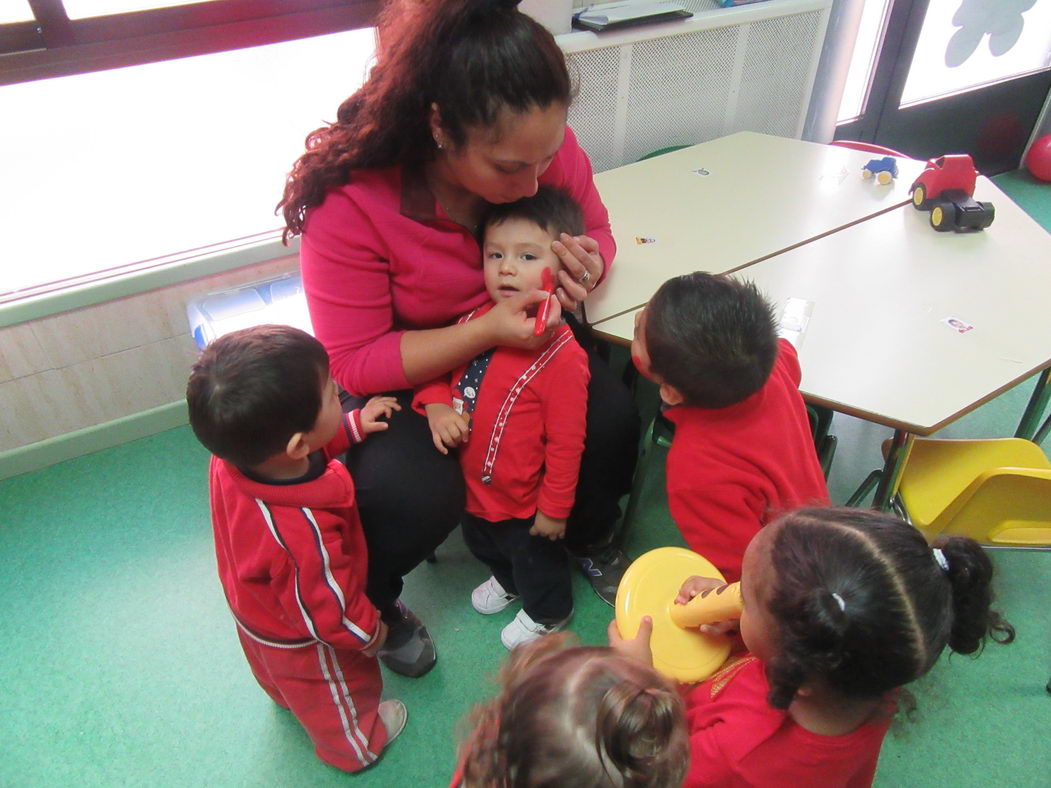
[278, 0, 639, 677]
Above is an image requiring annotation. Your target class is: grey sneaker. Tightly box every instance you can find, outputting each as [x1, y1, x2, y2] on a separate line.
[377, 601, 437, 678]
[574, 543, 631, 607]
[471, 576, 520, 614]
[500, 608, 573, 651]
[378, 699, 407, 745]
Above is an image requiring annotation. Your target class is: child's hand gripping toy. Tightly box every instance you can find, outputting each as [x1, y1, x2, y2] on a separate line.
[616, 547, 743, 682]
[533, 267, 556, 337]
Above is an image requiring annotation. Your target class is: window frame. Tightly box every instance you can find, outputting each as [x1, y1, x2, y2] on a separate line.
[1, 0, 379, 86]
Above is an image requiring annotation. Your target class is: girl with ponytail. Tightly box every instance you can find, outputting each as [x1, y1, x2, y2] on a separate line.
[278, 0, 640, 678]
[642, 506, 1013, 787]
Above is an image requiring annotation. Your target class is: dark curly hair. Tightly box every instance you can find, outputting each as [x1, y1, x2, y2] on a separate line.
[457, 633, 688, 787]
[278, 0, 572, 242]
[761, 507, 1014, 710]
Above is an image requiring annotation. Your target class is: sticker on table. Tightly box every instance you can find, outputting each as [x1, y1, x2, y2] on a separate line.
[942, 316, 973, 334]
[635, 236, 658, 245]
[691, 167, 711, 177]
[778, 297, 814, 349]
[819, 166, 849, 185]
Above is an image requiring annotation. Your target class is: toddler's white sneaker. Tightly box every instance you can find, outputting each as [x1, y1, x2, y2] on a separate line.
[500, 608, 572, 650]
[378, 698, 407, 745]
[471, 576, 520, 614]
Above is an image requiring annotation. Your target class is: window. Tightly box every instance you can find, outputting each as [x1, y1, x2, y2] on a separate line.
[0, 24, 377, 308]
[836, 0, 894, 124]
[1, 0, 378, 86]
[899, 0, 1051, 107]
[0, 1, 378, 316]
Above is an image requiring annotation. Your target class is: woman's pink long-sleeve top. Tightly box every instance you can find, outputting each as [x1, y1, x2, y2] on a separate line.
[299, 126, 615, 396]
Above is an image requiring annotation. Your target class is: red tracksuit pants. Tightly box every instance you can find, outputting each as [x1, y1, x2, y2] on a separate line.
[236, 629, 387, 772]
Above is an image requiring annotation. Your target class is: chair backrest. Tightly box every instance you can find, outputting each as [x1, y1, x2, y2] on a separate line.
[830, 140, 911, 158]
[932, 467, 1051, 546]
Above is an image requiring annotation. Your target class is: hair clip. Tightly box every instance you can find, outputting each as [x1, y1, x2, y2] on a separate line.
[932, 547, 950, 572]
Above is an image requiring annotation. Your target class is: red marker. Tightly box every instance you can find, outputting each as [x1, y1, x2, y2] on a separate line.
[533, 267, 556, 336]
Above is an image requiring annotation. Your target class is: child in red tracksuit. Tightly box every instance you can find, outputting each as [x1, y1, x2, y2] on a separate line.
[187, 324, 405, 773]
[414, 187, 590, 651]
[630, 272, 829, 582]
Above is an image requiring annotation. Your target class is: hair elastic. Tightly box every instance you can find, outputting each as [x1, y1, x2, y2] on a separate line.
[932, 548, 950, 572]
[831, 592, 846, 612]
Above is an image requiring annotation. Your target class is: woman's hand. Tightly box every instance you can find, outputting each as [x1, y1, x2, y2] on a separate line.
[607, 615, 654, 667]
[482, 289, 563, 349]
[552, 233, 604, 312]
[360, 396, 402, 434]
[424, 402, 470, 454]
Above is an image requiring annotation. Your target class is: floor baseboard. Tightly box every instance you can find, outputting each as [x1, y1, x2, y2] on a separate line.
[0, 401, 187, 481]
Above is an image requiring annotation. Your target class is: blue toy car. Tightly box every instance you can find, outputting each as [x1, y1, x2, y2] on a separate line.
[862, 156, 899, 184]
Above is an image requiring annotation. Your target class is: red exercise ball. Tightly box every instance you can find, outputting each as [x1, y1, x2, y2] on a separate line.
[1025, 134, 1051, 182]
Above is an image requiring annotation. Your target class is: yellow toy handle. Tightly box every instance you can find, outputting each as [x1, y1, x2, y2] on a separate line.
[669, 582, 742, 628]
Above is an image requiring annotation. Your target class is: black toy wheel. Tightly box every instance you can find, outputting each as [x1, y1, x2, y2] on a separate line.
[930, 201, 955, 231]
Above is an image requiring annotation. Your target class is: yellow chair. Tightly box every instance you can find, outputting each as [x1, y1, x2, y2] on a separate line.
[890, 437, 1051, 546]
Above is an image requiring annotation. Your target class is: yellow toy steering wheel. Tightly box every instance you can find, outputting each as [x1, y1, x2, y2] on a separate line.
[615, 547, 743, 683]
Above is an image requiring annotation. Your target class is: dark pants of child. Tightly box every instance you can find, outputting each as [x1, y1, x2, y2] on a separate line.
[461, 512, 573, 623]
[236, 629, 388, 772]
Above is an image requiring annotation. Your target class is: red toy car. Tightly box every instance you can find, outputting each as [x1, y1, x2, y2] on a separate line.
[910, 154, 994, 232]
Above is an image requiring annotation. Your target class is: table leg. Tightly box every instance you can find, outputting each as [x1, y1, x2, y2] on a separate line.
[872, 430, 916, 513]
[1015, 368, 1050, 441]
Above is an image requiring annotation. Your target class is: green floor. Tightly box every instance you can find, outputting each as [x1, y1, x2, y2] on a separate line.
[2, 171, 1049, 786]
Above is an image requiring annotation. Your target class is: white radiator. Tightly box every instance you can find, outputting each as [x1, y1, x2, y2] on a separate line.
[559, 0, 833, 171]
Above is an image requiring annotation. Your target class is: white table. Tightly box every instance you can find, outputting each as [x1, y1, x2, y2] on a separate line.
[729, 177, 1051, 434]
[730, 176, 1051, 506]
[584, 132, 926, 325]
[591, 176, 1051, 509]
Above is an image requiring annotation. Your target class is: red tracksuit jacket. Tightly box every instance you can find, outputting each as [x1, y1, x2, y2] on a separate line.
[684, 656, 892, 787]
[666, 340, 829, 582]
[208, 410, 382, 651]
[414, 304, 590, 522]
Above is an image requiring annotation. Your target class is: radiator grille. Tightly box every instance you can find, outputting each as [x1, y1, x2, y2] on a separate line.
[564, 3, 828, 171]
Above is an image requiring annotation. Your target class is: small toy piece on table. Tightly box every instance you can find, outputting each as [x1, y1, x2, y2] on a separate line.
[615, 547, 743, 682]
[1025, 134, 1051, 183]
[910, 154, 995, 232]
[862, 156, 898, 185]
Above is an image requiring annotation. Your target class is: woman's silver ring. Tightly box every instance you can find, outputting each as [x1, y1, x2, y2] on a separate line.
[578, 270, 591, 286]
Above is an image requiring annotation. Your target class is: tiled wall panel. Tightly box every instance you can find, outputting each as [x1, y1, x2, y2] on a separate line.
[0, 256, 298, 453]
[0, 322, 50, 384]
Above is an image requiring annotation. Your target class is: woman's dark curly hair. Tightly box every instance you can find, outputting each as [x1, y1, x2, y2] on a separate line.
[278, 0, 572, 242]
[457, 633, 688, 787]
[761, 507, 1014, 710]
